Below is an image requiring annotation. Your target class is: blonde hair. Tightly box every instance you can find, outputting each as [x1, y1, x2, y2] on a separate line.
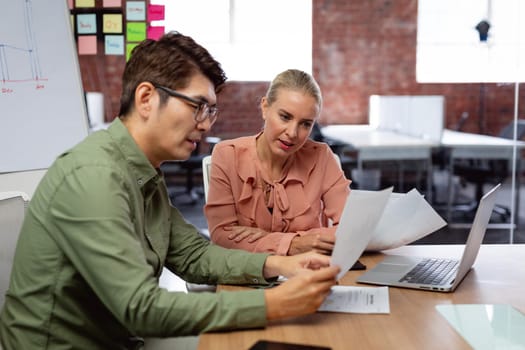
[265, 69, 322, 110]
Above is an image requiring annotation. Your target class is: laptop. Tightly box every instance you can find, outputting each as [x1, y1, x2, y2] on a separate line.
[356, 183, 501, 292]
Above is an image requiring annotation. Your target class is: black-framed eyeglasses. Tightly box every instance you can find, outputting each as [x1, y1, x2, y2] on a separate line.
[152, 83, 218, 125]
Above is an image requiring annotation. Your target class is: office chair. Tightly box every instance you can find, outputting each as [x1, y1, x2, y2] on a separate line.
[451, 119, 525, 220]
[202, 155, 212, 203]
[161, 136, 220, 205]
[183, 155, 216, 293]
[0, 192, 29, 309]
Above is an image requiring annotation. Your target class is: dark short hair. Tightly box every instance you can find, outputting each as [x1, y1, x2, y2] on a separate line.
[119, 31, 227, 116]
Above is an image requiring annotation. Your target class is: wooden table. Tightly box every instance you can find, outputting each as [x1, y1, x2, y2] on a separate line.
[197, 244, 525, 350]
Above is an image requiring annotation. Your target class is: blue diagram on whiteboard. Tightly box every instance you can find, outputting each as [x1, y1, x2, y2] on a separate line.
[0, 0, 89, 173]
[0, 0, 44, 83]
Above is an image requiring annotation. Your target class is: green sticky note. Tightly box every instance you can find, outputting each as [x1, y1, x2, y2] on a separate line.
[126, 22, 146, 42]
[126, 42, 138, 61]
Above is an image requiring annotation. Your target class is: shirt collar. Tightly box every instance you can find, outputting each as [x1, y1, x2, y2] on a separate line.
[107, 118, 159, 188]
[236, 132, 318, 186]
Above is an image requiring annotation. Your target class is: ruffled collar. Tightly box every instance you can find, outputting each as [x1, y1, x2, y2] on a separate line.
[232, 132, 320, 223]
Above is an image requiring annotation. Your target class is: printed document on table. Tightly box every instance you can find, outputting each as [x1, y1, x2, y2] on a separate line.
[318, 286, 390, 314]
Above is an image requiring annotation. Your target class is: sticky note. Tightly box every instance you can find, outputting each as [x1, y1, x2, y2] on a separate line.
[68, 0, 74, 9]
[77, 14, 97, 34]
[126, 22, 146, 42]
[78, 35, 97, 55]
[126, 43, 139, 61]
[126, 1, 146, 21]
[105, 35, 124, 55]
[147, 26, 164, 40]
[75, 0, 95, 8]
[147, 4, 165, 21]
[103, 14, 123, 33]
[103, 0, 121, 7]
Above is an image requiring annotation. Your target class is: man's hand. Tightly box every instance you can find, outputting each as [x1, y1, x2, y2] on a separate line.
[288, 227, 336, 255]
[263, 251, 332, 280]
[224, 225, 269, 243]
[264, 266, 340, 320]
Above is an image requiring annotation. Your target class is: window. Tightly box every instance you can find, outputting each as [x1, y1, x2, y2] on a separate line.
[417, 0, 525, 83]
[154, 0, 312, 81]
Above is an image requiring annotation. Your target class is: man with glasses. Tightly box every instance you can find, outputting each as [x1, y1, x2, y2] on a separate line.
[0, 32, 339, 350]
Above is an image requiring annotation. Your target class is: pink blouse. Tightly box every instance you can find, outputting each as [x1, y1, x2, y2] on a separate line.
[204, 134, 351, 255]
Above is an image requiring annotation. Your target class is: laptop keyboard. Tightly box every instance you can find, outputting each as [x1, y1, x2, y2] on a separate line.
[399, 258, 459, 285]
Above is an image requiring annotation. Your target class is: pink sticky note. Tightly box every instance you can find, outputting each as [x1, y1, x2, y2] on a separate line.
[68, 0, 73, 9]
[78, 35, 97, 55]
[147, 4, 165, 21]
[147, 26, 164, 40]
[103, 0, 121, 7]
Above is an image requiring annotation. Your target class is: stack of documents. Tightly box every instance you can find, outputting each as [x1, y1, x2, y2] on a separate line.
[353, 189, 447, 251]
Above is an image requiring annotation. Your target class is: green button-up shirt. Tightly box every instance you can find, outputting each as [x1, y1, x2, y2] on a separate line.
[0, 119, 270, 350]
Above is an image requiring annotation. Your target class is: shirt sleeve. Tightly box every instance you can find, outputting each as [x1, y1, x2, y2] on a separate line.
[47, 165, 270, 336]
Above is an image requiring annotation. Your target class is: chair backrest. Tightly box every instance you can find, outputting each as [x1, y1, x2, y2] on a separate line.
[0, 191, 28, 309]
[202, 155, 212, 202]
[498, 119, 525, 140]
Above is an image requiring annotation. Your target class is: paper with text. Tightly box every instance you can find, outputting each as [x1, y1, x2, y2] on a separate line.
[318, 286, 390, 313]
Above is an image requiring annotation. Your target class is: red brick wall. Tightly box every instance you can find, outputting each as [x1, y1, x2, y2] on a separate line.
[79, 52, 124, 122]
[313, 0, 523, 135]
[78, 0, 524, 139]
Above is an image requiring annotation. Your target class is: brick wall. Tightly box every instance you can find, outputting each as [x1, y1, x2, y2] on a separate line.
[79, 0, 524, 139]
[79, 52, 124, 122]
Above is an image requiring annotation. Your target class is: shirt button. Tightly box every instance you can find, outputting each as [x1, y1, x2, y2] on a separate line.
[252, 278, 259, 284]
[137, 179, 143, 185]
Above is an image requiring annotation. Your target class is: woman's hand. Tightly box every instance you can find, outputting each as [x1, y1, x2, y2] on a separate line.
[224, 225, 269, 243]
[288, 227, 336, 255]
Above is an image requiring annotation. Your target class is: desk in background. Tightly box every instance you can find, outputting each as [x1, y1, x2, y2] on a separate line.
[321, 124, 525, 228]
[441, 129, 525, 227]
[321, 124, 438, 199]
[198, 244, 525, 350]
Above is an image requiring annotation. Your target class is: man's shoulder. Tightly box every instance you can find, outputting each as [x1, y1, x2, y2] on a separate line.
[51, 132, 126, 181]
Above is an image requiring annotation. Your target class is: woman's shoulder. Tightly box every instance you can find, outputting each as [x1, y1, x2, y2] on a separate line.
[213, 135, 257, 163]
[215, 136, 255, 149]
[299, 139, 333, 158]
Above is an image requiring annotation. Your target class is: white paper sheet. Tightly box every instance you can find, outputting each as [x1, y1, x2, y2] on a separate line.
[318, 286, 390, 314]
[331, 187, 392, 280]
[364, 188, 447, 251]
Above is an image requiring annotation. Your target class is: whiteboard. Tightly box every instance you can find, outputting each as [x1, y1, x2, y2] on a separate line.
[0, 0, 89, 173]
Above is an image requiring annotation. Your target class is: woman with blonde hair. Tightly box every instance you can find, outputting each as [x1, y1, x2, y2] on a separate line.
[205, 69, 351, 255]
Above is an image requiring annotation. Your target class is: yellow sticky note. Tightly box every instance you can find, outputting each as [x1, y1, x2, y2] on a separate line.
[75, 0, 95, 8]
[103, 14, 123, 33]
